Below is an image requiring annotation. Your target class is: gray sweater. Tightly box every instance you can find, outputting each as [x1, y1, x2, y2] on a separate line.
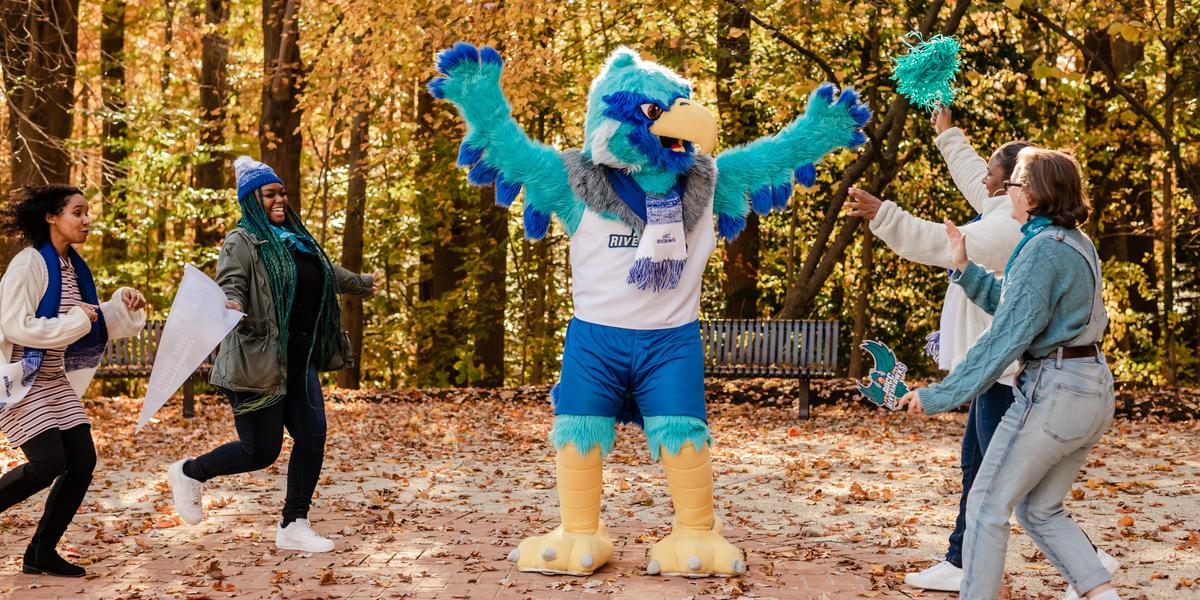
[918, 227, 1097, 414]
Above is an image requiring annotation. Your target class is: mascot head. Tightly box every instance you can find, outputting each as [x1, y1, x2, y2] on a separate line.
[582, 47, 718, 174]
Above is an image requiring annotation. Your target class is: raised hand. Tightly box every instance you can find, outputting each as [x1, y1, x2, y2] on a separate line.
[944, 219, 968, 271]
[426, 42, 572, 241]
[427, 42, 507, 121]
[805, 83, 872, 150]
[931, 107, 952, 135]
[845, 187, 883, 220]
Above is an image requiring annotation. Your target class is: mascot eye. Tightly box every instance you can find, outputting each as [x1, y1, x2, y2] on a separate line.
[640, 103, 663, 121]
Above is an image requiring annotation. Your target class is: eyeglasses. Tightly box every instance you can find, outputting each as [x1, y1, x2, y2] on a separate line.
[1002, 180, 1024, 191]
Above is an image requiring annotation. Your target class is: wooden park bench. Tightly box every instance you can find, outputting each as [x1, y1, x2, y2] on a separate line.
[700, 319, 839, 419]
[94, 318, 837, 421]
[95, 320, 214, 418]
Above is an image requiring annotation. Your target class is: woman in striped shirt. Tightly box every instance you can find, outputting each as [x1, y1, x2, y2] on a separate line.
[0, 185, 146, 577]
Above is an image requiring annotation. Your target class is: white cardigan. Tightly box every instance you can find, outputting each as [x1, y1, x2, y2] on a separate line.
[0, 247, 146, 397]
[869, 127, 1021, 385]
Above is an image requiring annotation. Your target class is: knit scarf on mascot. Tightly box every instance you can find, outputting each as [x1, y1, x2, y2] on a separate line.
[430, 43, 870, 577]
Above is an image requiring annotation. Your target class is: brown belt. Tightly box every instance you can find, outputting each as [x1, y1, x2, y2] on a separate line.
[1023, 344, 1100, 361]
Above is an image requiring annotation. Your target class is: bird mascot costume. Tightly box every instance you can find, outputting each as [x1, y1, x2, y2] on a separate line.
[429, 42, 870, 577]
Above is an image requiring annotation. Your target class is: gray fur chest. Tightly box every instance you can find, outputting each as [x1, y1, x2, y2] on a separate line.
[560, 149, 715, 235]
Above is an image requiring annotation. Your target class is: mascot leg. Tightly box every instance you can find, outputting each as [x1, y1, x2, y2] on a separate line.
[508, 415, 614, 575]
[644, 415, 745, 577]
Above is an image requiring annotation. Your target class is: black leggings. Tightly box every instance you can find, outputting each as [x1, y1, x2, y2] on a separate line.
[184, 366, 326, 524]
[0, 424, 96, 553]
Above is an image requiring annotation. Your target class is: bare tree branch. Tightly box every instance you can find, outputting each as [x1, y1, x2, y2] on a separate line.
[721, 0, 840, 86]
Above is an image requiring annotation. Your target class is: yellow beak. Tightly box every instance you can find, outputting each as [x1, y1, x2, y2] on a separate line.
[649, 98, 718, 155]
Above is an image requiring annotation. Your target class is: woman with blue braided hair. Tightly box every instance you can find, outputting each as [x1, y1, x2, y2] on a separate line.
[167, 157, 376, 553]
[0, 184, 146, 577]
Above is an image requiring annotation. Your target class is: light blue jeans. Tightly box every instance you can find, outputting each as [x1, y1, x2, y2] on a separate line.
[961, 355, 1115, 599]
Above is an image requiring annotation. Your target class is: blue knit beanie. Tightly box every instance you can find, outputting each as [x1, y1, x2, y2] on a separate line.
[234, 155, 284, 202]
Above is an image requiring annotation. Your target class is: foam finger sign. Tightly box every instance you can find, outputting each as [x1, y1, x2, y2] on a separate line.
[855, 340, 910, 411]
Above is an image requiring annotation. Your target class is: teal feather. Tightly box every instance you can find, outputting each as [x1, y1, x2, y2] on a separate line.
[551, 414, 617, 457]
[890, 32, 962, 112]
[644, 415, 712, 461]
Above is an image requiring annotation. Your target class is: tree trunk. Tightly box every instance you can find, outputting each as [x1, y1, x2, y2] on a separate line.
[0, 0, 80, 186]
[194, 0, 229, 260]
[522, 112, 552, 385]
[260, 0, 303, 213]
[1083, 28, 1158, 352]
[153, 0, 174, 254]
[848, 226, 874, 378]
[475, 186, 508, 387]
[523, 237, 551, 384]
[100, 0, 128, 261]
[414, 81, 466, 385]
[1162, 0, 1177, 386]
[337, 110, 369, 389]
[716, 1, 760, 318]
[0, 0, 80, 267]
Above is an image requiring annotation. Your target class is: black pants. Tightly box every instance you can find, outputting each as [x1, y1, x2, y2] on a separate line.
[0, 424, 96, 553]
[184, 364, 327, 523]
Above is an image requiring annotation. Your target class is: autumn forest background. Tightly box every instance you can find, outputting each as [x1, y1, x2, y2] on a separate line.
[2, 0, 1197, 393]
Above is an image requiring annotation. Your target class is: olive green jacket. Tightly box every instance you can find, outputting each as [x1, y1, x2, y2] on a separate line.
[209, 227, 374, 395]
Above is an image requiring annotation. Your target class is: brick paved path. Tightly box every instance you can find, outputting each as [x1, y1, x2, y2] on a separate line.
[2, 509, 952, 599]
[1, 391, 1191, 599]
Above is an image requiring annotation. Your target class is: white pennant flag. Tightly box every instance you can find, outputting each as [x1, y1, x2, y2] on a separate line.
[137, 264, 243, 432]
[0, 361, 33, 406]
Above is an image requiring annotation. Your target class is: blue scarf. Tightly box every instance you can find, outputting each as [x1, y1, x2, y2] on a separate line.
[268, 224, 320, 256]
[1005, 215, 1054, 276]
[21, 243, 108, 386]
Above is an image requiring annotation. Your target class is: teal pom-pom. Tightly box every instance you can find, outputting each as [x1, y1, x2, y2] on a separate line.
[890, 32, 961, 112]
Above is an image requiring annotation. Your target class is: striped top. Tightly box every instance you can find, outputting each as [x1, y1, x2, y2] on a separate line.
[0, 257, 89, 447]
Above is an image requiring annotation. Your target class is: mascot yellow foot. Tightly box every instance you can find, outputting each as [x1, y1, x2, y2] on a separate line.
[647, 516, 744, 577]
[507, 444, 613, 575]
[647, 442, 746, 577]
[509, 523, 613, 576]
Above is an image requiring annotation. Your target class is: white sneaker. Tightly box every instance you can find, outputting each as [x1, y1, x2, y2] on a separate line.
[276, 519, 335, 553]
[168, 459, 205, 525]
[904, 560, 963, 591]
[1062, 548, 1121, 600]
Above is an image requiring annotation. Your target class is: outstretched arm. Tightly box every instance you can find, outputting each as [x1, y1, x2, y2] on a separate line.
[428, 43, 578, 238]
[712, 83, 871, 240]
[933, 118, 999, 215]
[849, 188, 1021, 274]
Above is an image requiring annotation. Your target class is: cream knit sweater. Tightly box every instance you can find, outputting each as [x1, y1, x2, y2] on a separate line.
[0, 246, 145, 397]
[868, 127, 1021, 385]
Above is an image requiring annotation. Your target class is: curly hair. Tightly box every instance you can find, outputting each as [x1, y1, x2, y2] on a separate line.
[991, 140, 1036, 180]
[2, 185, 84, 246]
